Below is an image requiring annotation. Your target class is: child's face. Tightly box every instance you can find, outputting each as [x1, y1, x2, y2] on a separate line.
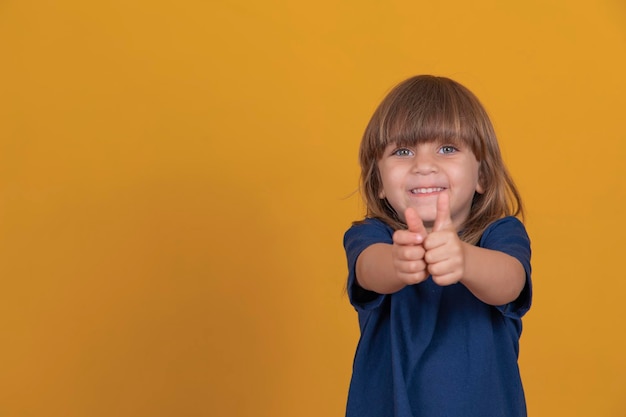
[377, 141, 484, 231]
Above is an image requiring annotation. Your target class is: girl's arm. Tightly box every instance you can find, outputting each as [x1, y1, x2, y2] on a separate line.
[356, 244, 406, 294]
[459, 243, 526, 306]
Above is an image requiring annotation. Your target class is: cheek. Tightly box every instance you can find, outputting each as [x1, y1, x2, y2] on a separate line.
[378, 170, 399, 198]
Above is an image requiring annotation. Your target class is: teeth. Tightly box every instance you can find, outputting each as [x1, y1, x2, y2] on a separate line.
[410, 187, 444, 194]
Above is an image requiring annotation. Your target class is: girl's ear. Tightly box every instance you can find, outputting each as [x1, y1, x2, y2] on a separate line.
[378, 189, 385, 199]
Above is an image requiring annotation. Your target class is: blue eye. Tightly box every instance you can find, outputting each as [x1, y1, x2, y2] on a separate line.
[439, 145, 458, 154]
[393, 148, 413, 157]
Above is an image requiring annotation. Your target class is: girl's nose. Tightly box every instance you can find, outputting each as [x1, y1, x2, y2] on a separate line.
[412, 152, 437, 174]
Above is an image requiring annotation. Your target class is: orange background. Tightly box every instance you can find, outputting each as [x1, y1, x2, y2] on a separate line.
[1, 1, 625, 416]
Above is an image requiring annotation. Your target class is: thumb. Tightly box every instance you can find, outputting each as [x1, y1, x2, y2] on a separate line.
[405, 207, 427, 237]
[433, 191, 453, 232]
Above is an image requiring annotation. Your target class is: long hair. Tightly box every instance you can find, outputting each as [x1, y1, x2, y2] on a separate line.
[358, 75, 523, 244]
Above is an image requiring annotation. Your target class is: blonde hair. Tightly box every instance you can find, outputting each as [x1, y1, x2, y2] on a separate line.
[358, 75, 523, 244]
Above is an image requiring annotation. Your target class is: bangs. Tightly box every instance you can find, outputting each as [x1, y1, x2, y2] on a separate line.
[383, 105, 475, 149]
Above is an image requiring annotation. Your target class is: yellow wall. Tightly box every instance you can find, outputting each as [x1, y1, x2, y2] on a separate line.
[1, 1, 625, 416]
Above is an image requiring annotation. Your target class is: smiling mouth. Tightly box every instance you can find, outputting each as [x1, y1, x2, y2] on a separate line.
[410, 187, 445, 194]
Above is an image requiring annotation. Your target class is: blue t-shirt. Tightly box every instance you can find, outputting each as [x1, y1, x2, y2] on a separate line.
[343, 216, 532, 417]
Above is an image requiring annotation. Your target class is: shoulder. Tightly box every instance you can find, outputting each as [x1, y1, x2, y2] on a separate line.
[479, 216, 530, 249]
[482, 215, 526, 232]
[343, 217, 394, 250]
[346, 217, 394, 233]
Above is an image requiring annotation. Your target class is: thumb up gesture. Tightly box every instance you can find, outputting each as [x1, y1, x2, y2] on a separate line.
[392, 191, 466, 286]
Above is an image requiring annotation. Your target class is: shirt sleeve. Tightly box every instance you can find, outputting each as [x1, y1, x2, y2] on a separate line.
[343, 219, 394, 311]
[479, 216, 533, 319]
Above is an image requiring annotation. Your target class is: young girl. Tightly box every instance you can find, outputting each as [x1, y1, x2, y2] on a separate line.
[343, 75, 532, 417]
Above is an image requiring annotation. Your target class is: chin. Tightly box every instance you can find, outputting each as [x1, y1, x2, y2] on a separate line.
[413, 208, 437, 223]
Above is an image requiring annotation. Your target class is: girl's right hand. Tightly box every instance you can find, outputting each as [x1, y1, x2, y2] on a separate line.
[391, 207, 429, 285]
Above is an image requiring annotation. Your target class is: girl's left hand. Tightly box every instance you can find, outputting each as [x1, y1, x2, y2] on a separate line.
[423, 192, 466, 286]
